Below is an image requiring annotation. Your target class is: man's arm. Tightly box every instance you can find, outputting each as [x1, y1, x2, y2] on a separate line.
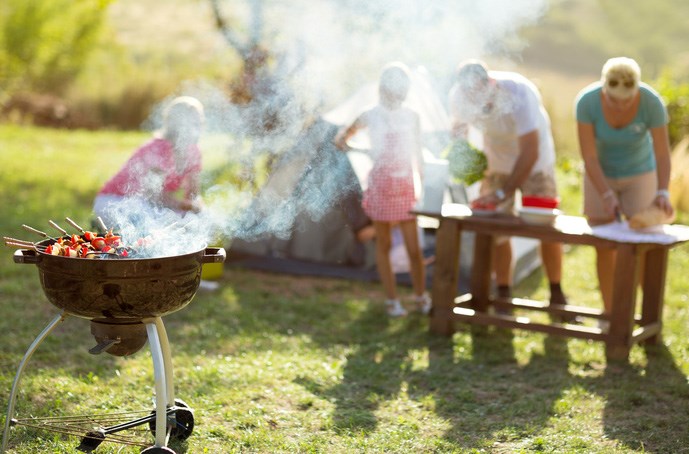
[502, 129, 539, 197]
[475, 129, 538, 207]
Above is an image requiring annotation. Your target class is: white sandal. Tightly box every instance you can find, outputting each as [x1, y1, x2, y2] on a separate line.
[385, 299, 408, 317]
[414, 292, 432, 315]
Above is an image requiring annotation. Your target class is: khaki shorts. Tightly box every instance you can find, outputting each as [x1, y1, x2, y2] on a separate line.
[584, 171, 656, 223]
[480, 171, 558, 209]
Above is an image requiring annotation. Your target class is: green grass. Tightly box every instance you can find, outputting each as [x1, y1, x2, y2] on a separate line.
[1, 125, 689, 453]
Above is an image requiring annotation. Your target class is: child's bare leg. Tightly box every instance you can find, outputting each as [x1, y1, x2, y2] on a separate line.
[373, 221, 396, 299]
[399, 219, 425, 296]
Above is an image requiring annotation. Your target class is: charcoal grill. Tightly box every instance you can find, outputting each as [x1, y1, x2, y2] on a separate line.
[1, 235, 225, 453]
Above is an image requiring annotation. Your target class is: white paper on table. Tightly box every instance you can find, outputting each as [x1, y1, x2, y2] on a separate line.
[590, 221, 689, 244]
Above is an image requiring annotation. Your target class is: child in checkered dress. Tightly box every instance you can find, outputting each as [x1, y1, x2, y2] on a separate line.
[334, 62, 431, 317]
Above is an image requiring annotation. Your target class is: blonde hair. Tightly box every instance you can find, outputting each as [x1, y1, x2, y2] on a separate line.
[601, 57, 640, 100]
[379, 62, 411, 104]
[161, 96, 204, 138]
[164, 96, 204, 123]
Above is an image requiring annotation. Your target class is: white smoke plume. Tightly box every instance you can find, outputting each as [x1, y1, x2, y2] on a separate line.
[109, 0, 550, 254]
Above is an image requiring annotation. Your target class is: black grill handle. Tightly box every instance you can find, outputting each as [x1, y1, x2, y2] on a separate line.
[202, 247, 226, 264]
[14, 249, 40, 264]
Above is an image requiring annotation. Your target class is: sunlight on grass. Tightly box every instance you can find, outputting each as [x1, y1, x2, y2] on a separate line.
[2, 125, 689, 452]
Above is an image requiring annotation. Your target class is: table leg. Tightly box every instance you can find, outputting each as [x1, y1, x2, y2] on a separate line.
[639, 247, 669, 345]
[470, 233, 493, 313]
[606, 244, 640, 361]
[429, 219, 462, 336]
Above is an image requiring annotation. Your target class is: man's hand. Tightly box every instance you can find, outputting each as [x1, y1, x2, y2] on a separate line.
[471, 193, 500, 210]
[450, 122, 468, 140]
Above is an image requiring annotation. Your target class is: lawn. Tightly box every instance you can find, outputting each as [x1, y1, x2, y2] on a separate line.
[1, 124, 689, 453]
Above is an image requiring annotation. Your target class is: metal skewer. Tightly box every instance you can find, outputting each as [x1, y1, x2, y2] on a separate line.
[65, 217, 86, 234]
[22, 224, 51, 239]
[3, 237, 35, 246]
[3, 240, 46, 251]
[96, 217, 108, 233]
[48, 220, 68, 236]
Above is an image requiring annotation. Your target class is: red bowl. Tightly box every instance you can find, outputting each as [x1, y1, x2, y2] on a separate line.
[522, 195, 560, 209]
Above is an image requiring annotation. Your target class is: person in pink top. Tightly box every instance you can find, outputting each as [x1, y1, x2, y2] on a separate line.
[93, 96, 204, 228]
[334, 62, 431, 317]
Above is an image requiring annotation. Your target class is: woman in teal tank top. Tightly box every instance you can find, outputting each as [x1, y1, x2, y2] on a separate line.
[575, 56, 674, 318]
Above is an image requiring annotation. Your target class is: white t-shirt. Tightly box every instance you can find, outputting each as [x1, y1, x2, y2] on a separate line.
[360, 104, 421, 167]
[448, 71, 555, 175]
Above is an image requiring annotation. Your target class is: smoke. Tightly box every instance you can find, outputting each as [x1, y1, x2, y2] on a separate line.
[105, 0, 550, 256]
[270, 0, 549, 102]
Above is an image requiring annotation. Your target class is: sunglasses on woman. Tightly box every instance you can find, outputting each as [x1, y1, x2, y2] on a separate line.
[608, 79, 635, 88]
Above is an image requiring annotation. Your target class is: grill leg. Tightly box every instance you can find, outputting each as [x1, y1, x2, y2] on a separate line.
[152, 317, 175, 405]
[2, 313, 67, 453]
[144, 318, 173, 448]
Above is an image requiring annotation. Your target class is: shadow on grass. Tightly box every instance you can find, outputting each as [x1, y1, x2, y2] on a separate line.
[418, 327, 572, 449]
[293, 304, 410, 433]
[292, 297, 573, 449]
[592, 344, 689, 452]
[11, 265, 688, 452]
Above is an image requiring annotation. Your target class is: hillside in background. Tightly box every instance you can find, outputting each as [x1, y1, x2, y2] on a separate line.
[520, 0, 689, 77]
[105, 0, 689, 117]
[504, 0, 689, 153]
[4, 0, 689, 144]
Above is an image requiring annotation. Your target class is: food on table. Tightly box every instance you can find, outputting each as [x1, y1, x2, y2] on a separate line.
[628, 204, 675, 230]
[470, 200, 497, 211]
[443, 139, 487, 186]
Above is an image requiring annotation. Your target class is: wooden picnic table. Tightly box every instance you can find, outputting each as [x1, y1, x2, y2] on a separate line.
[415, 204, 689, 361]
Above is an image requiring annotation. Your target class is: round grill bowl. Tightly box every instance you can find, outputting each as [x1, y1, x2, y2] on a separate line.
[14, 243, 226, 321]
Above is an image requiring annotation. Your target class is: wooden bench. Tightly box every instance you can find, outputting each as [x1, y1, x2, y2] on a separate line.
[415, 204, 689, 361]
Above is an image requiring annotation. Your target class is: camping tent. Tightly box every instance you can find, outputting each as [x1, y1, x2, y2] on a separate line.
[228, 66, 541, 287]
[229, 118, 375, 267]
[229, 66, 452, 269]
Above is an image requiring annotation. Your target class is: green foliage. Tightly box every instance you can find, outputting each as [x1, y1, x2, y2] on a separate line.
[654, 70, 689, 146]
[0, 0, 111, 96]
[1, 0, 243, 129]
[442, 139, 488, 185]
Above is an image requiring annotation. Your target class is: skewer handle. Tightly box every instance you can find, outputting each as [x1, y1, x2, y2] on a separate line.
[4, 241, 39, 250]
[22, 224, 48, 238]
[49, 220, 68, 236]
[65, 217, 86, 233]
[2, 237, 35, 246]
[96, 216, 108, 233]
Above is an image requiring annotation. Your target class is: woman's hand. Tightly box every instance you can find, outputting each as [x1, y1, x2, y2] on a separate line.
[601, 189, 620, 218]
[654, 190, 674, 217]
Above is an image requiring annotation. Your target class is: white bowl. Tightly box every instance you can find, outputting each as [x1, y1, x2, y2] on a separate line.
[518, 207, 561, 225]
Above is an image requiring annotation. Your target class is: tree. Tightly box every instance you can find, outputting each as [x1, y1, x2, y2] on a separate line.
[0, 0, 111, 96]
[209, 0, 305, 135]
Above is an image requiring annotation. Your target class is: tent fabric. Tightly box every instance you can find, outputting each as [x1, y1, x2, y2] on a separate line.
[230, 119, 374, 267]
[228, 116, 452, 270]
[227, 227, 466, 293]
